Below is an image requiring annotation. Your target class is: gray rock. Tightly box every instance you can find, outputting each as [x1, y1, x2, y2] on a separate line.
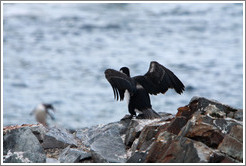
[90, 128, 126, 163]
[234, 109, 243, 121]
[189, 96, 238, 116]
[213, 118, 238, 134]
[4, 151, 46, 163]
[46, 158, 60, 163]
[42, 126, 77, 149]
[58, 146, 91, 163]
[29, 124, 47, 142]
[125, 119, 159, 147]
[3, 127, 46, 163]
[127, 151, 147, 163]
[76, 122, 124, 147]
[76, 122, 127, 163]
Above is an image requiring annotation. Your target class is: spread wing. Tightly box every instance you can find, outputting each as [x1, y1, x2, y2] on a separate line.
[105, 69, 136, 101]
[133, 61, 185, 95]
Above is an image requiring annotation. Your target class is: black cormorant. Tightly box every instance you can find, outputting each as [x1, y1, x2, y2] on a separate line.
[104, 61, 185, 119]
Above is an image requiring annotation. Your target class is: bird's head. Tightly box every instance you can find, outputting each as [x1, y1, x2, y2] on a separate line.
[120, 67, 130, 77]
[43, 103, 55, 112]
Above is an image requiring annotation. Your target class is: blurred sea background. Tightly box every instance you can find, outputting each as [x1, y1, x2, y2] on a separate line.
[3, 3, 243, 130]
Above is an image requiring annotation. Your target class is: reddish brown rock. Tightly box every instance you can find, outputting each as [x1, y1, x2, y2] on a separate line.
[166, 116, 188, 135]
[228, 125, 243, 142]
[146, 134, 201, 163]
[176, 106, 190, 118]
[136, 122, 163, 151]
[218, 135, 243, 161]
[185, 122, 224, 148]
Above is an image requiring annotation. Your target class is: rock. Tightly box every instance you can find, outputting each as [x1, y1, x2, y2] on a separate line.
[176, 105, 194, 119]
[76, 122, 125, 147]
[127, 152, 147, 163]
[46, 158, 60, 163]
[218, 135, 243, 161]
[29, 124, 48, 143]
[189, 96, 238, 116]
[42, 126, 78, 149]
[4, 151, 46, 163]
[90, 129, 126, 163]
[213, 118, 238, 134]
[136, 120, 170, 152]
[3, 96, 243, 163]
[124, 119, 160, 147]
[234, 109, 243, 121]
[3, 127, 46, 163]
[58, 146, 91, 163]
[228, 125, 243, 142]
[146, 133, 201, 162]
[184, 118, 224, 148]
[165, 116, 188, 135]
[76, 122, 127, 163]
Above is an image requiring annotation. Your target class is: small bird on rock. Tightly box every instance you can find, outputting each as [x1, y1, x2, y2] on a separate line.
[30, 103, 55, 127]
[105, 61, 185, 120]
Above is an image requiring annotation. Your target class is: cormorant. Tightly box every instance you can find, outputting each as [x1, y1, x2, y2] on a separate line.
[104, 61, 185, 119]
[30, 103, 55, 126]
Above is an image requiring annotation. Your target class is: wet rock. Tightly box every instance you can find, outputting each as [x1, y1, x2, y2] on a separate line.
[3, 127, 46, 163]
[42, 126, 78, 149]
[58, 146, 91, 163]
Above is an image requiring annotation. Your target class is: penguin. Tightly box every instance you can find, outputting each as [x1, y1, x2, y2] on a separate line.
[30, 103, 55, 126]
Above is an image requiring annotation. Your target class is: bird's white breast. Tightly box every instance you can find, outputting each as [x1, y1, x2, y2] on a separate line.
[124, 90, 130, 104]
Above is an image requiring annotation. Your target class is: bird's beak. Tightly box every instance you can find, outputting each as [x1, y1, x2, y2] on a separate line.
[51, 108, 56, 112]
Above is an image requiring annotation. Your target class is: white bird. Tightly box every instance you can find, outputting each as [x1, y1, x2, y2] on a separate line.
[30, 103, 55, 127]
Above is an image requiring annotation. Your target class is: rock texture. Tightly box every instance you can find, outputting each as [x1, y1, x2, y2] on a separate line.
[3, 96, 243, 163]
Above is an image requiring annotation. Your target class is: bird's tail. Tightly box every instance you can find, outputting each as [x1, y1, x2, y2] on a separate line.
[137, 108, 161, 119]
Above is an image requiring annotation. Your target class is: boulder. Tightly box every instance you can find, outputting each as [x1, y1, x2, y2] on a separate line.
[124, 119, 160, 147]
[3, 96, 243, 163]
[42, 126, 78, 149]
[58, 146, 91, 163]
[218, 135, 243, 161]
[3, 127, 46, 163]
[75, 122, 127, 163]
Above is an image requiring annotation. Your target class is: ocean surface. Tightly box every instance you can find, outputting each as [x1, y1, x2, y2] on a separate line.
[3, 3, 244, 130]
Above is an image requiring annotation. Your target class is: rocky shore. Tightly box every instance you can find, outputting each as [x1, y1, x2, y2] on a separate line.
[3, 96, 243, 163]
